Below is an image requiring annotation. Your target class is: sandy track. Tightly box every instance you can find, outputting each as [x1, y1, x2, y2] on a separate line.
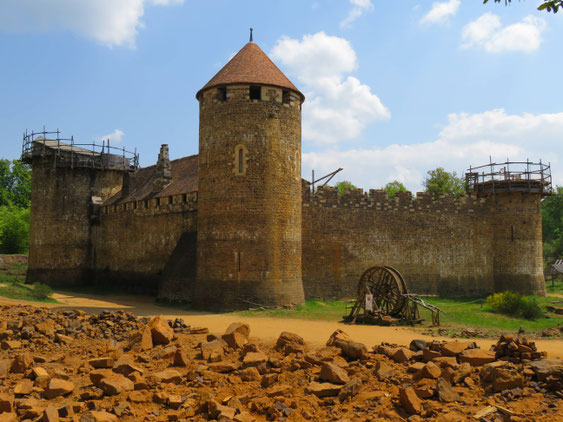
[2, 290, 563, 359]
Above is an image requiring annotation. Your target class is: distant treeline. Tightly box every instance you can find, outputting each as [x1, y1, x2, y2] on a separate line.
[0, 159, 31, 254]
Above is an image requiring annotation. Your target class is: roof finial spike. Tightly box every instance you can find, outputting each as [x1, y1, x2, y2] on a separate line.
[249, 28, 253, 43]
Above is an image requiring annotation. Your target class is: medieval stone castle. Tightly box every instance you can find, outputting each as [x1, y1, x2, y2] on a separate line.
[23, 41, 549, 310]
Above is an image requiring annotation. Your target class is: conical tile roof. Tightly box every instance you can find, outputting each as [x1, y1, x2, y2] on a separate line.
[197, 42, 304, 101]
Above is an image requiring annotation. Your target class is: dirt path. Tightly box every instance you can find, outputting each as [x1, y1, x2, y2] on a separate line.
[2, 290, 563, 359]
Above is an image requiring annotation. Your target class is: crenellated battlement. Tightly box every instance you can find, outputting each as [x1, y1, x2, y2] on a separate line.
[303, 183, 489, 213]
[101, 191, 198, 216]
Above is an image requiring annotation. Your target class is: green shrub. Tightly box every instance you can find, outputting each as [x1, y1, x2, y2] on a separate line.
[32, 282, 52, 300]
[520, 296, 544, 320]
[486, 291, 544, 320]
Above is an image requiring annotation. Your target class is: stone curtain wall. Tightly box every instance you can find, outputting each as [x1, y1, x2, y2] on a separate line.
[302, 185, 545, 299]
[91, 193, 197, 294]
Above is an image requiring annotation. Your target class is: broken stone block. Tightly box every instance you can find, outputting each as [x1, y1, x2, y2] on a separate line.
[89, 357, 115, 369]
[89, 369, 113, 387]
[338, 378, 362, 402]
[440, 341, 468, 357]
[44, 378, 75, 399]
[127, 390, 149, 404]
[261, 373, 278, 388]
[459, 348, 495, 366]
[436, 377, 459, 402]
[127, 326, 153, 351]
[201, 340, 224, 361]
[306, 382, 343, 397]
[239, 367, 261, 381]
[208, 361, 239, 373]
[326, 330, 353, 347]
[242, 352, 268, 368]
[79, 411, 118, 422]
[409, 339, 427, 352]
[42, 405, 59, 422]
[112, 354, 143, 376]
[422, 349, 441, 362]
[1, 340, 21, 350]
[0, 393, 13, 413]
[173, 349, 189, 367]
[14, 379, 33, 396]
[335, 340, 368, 360]
[150, 369, 181, 384]
[207, 400, 237, 420]
[275, 332, 306, 355]
[491, 367, 524, 392]
[399, 386, 422, 414]
[10, 354, 33, 373]
[99, 374, 134, 396]
[319, 362, 350, 384]
[147, 316, 174, 345]
[223, 331, 248, 350]
[391, 347, 415, 363]
[414, 361, 441, 380]
[375, 361, 397, 379]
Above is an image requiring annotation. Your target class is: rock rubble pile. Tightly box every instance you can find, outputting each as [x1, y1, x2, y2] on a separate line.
[0, 305, 561, 421]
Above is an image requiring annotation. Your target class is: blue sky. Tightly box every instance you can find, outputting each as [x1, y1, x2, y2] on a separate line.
[1, 0, 562, 192]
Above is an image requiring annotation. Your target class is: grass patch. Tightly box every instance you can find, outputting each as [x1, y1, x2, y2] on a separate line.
[420, 296, 563, 334]
[233, 294, 563, 337]
[235, 300, 349, 321]
[0, 259, 58, 303]
[0, 283, 58, 303]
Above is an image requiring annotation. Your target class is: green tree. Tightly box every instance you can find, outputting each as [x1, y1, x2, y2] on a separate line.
[542, 186, 563, 260]
[0, 160, 31, 208]
[0, 206, 30, 254]
[484, 0, 563, 13]
[383, 180, 407, 199]
[336, 180, 356, 196]
[423, 167, 465, 199]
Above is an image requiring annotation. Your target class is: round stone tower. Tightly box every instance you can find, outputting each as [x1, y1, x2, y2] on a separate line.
[195, 40, 306, 310]
[466, 161, 549, 296]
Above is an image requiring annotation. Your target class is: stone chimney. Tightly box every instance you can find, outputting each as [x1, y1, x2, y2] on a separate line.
[153, 144, 172, 191]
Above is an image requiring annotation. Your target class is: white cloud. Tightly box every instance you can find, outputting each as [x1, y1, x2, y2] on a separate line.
[100, 129, 125, 144]
[303, 109, 563, 192]
[340, 0, 374, 28]
[271, 32, 390, 144]
[0, 0, 184, 48]
[462, 13, 546, 53]
[420, 0, 461, 25]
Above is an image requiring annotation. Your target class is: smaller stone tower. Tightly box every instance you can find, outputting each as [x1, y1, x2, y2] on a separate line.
[22, 130, 135, 287]
[195, 39, 306, 310]
[466, 161, 550, 296]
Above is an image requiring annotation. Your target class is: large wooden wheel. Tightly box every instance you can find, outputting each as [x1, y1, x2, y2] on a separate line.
[358, 266, 408, 317]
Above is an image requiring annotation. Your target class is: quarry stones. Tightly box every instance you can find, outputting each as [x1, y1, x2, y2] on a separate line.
[222, 322, 250, 350]
[0, 305, 561, 421]
[44, 378, 75, 399]
[99, 374, 134, 396]
[399, 386, 422, 414]
[319, 362, 350, 384]
[275, 331, 306, 355]
[147, 316, 174, 345]
[459, 348, 496, 366]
